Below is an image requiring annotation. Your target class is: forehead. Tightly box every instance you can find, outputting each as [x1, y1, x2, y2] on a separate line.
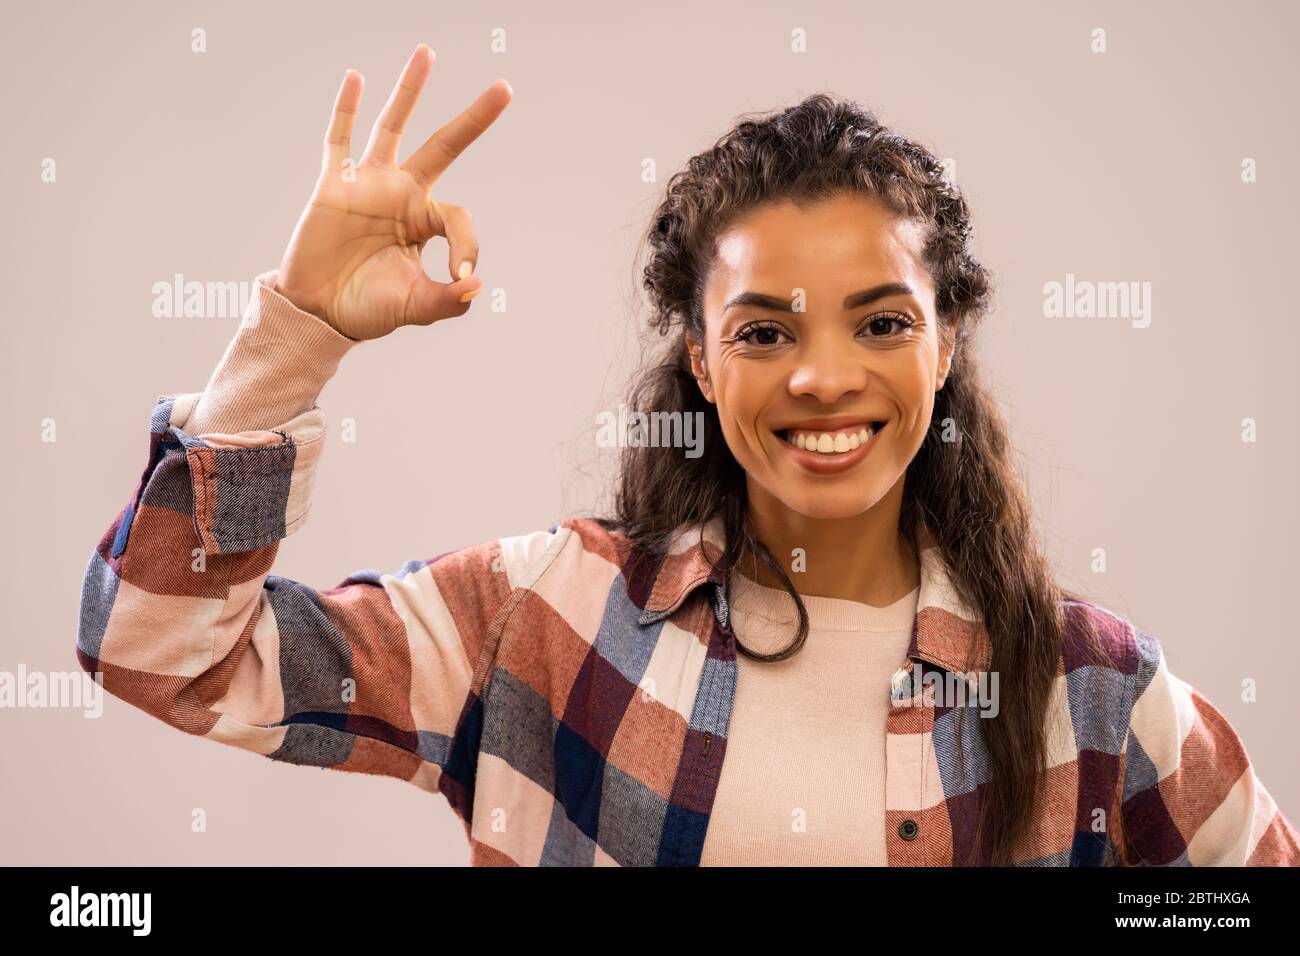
[705, 193, 930, 308]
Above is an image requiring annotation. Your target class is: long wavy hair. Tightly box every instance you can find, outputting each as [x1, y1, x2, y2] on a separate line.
[595, 93, 1098, 865]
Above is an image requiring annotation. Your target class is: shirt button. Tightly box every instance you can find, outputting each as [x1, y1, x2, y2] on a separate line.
[899, 819, 920, 841]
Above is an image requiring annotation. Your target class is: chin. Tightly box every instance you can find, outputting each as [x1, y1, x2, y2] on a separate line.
[772, 484, 885, 521]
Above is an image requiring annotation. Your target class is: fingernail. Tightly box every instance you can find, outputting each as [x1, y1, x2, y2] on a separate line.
[458, 260, 474, 280]
[459, 286, 481, 303]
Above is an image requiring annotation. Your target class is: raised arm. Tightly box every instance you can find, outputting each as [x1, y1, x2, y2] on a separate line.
[75, 45, 548, 828]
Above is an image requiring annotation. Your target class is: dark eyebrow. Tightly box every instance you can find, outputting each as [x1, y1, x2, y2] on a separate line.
[723, 282, 915, 313]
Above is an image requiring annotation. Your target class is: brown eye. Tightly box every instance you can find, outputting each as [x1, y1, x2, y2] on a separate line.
[862, 313, 916, 337]
[734, 322, 788, 346]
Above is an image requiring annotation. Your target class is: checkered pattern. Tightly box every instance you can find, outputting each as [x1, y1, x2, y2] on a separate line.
[77, 392, 1300, 866]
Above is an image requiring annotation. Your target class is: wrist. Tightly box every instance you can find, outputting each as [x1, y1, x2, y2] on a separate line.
[265, 273, 358, 342]
[271, 278, 325, 322]
[185, 273, 359, 436]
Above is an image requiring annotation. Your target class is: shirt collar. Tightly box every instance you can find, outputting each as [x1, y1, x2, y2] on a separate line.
[635, 514, 991, 676]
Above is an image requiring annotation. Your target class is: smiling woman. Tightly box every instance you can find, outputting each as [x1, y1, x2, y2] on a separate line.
[597, 94, 1299, 866]
[685, 196, 946, 530]
[77, 45, 1299, 868]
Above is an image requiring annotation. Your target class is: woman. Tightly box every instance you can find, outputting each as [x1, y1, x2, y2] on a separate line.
[78, 43, 1299, 867]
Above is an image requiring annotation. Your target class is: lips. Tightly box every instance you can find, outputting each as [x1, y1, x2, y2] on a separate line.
[771, 419, 885, 473]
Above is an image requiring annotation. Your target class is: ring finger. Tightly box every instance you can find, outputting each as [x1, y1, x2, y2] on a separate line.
[361, 43, 434, 167]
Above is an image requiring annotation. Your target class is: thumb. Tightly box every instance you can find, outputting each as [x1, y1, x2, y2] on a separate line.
[405, 273, 483, 327]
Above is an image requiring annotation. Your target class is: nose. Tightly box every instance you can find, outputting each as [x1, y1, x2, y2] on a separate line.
[786, 333, 870, 406]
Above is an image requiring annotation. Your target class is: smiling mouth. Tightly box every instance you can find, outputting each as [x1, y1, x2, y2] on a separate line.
[775, 421, 885, 455]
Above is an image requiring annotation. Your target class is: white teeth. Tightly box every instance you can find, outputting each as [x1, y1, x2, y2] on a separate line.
[783, 425, 876, 455]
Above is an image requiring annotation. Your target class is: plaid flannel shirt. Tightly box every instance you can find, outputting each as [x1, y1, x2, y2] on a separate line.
[77, 385, 1300, 867]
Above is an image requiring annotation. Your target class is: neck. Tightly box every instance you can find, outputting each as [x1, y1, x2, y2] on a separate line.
[740, 480, 919, 608]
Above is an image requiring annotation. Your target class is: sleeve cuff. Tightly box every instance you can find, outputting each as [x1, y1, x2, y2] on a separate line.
[130, 392, 328, 558]
[179, 269, 358, 438]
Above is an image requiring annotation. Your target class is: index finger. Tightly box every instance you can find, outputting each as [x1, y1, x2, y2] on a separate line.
[401, 79, 513, 191]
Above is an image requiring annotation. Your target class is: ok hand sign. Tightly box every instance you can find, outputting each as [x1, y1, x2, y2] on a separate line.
[274, 44, 511, 339]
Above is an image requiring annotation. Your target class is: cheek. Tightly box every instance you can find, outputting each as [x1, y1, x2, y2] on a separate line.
[882, 354, 937, 411]
[711, 357, 752, 416]
[712, 362, 776, 452]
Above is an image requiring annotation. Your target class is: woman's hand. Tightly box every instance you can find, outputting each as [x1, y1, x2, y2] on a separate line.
[274, 44, 511, 340]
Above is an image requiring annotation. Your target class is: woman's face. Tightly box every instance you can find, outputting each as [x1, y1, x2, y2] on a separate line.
[687, 192, 955, 521]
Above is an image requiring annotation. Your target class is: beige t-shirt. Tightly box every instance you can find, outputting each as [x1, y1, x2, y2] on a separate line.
[700, 570, 919, 866]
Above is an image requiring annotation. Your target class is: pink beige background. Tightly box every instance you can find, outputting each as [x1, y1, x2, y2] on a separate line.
[2, 0, 1297, 864]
